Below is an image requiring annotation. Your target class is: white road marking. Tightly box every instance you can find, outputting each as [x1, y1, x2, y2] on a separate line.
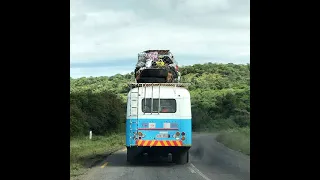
[188, 166, 196, 173]
[189, 163, 212, 180]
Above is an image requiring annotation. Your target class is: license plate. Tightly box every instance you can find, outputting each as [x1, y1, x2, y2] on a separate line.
[156, 134, 169, 138]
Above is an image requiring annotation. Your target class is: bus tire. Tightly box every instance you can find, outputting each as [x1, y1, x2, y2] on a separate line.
[173, 150, 189, 164]
[127, 148, 135, 163]
[137, 77, 167, 83]
[140, 68, 168, 78]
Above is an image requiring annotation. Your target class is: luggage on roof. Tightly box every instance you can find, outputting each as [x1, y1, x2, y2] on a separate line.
[135, 50, 180, 83]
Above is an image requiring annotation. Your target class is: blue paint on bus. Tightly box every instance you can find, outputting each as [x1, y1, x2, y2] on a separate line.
[126, 118, 192, 146]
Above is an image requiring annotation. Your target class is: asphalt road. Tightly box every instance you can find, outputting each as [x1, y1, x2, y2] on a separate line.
[82, 133, 250, 180]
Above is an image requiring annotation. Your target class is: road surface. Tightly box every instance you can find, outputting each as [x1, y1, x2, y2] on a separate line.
[81, 133, 250, 180]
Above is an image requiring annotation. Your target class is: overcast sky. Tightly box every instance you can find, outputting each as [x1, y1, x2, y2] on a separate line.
[70, 0, 250, 78]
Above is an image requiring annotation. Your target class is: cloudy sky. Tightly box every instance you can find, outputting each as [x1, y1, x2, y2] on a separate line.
[70, 0, 250, 78]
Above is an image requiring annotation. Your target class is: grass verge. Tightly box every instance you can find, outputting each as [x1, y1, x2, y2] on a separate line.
[216, 127, 250, 155]
[70, 133, 125, 179]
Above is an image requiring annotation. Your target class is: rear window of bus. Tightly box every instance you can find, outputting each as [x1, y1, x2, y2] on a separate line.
[142, 98, 176, 113]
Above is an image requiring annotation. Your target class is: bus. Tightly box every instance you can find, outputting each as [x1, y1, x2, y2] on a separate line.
[126, 83, 192, 164]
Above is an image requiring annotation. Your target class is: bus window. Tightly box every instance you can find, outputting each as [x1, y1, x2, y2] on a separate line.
[142, 99, 176, 113]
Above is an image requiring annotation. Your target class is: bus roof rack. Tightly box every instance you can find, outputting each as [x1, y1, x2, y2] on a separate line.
[128, 82, 191, 88]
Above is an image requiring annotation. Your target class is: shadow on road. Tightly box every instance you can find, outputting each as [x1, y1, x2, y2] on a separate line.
[88, 152, 181, 167]
[83, 143, 206, 168]
[80, 136, 208, 168]
[79, 134, 250, 180]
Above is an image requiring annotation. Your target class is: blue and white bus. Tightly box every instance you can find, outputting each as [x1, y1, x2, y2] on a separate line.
[126, 83, 192, 164]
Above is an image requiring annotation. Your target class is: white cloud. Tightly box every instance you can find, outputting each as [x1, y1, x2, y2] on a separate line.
[70, 0, 250, 77]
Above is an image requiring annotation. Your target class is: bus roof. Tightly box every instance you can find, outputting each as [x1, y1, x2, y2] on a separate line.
[128, 85, 190, 99]
[128, 82, 190, 89]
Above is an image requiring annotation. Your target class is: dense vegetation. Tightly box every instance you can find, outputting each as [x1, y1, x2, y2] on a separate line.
[70, 134, 125, 177]
[70, 63, 250, 137]
[216, 127, 250, 155]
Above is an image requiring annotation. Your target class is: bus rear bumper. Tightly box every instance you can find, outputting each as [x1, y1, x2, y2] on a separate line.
[126, 146, 191, 157]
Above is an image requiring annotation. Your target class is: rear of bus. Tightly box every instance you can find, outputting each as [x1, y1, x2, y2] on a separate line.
[126, 85, 192, 164]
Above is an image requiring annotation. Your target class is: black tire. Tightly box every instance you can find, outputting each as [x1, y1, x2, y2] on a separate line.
[127, 147, 146, 164]
[127, 148, 136, 163]
[137, 77, 167, 83]
[173, 150, 189, 165]
[140, 68, 168, 78]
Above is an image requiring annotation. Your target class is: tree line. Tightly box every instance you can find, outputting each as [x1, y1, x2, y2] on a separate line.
[70, 63, 250, 137]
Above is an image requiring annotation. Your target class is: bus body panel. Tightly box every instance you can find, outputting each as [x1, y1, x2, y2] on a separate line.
[126, 85, 192, 158]
[126, 118, 192, 147]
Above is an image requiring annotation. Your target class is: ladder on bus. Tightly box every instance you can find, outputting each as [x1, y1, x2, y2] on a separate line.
[129, 84, 139, 147]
